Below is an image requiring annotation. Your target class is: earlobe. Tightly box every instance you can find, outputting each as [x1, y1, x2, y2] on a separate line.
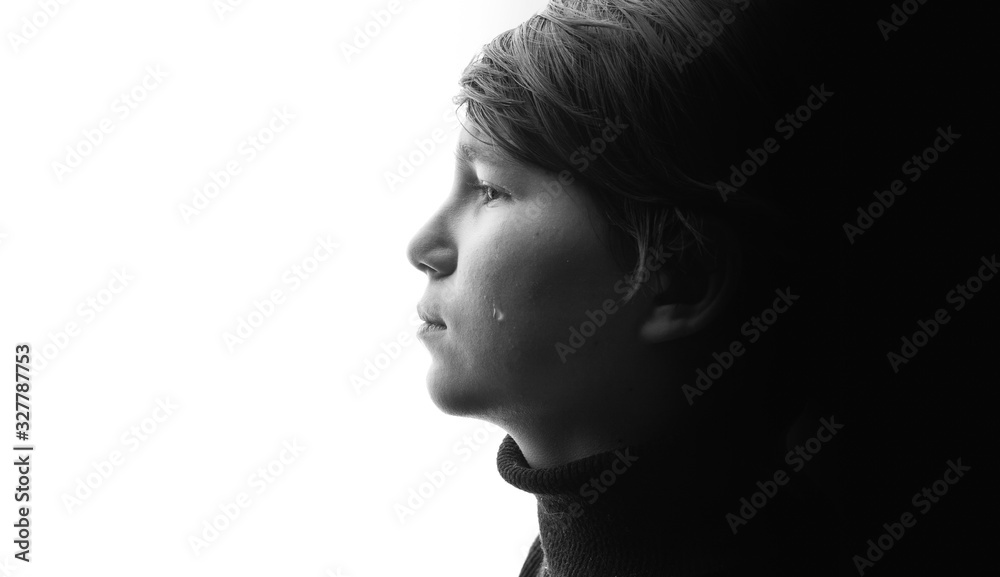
[638, 220, 741, 343]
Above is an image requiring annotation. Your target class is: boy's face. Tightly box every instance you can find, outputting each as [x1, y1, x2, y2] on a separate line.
[406, 123, 660, 423]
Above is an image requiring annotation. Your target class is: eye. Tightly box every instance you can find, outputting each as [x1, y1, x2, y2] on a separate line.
[471, 182, 510, 204]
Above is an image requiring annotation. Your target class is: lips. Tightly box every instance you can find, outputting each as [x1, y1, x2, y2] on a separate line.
[416, 303, 446, 328]
[416, 303, 447, 341]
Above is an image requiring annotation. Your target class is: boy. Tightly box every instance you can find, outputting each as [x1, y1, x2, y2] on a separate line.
[408, 1, 842, 574]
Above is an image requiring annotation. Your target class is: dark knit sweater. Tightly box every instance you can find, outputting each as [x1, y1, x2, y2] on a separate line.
[496, 433, 837, 577]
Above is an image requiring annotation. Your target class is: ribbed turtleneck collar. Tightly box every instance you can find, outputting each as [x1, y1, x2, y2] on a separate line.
[497, 433, 736, 577]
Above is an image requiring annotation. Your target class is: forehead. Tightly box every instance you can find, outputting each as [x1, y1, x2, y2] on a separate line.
[453, 120, 571, 188]
[455, 123, 511, 166]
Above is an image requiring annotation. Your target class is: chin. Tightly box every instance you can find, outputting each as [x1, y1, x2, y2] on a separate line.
[424, 364, 495, 418]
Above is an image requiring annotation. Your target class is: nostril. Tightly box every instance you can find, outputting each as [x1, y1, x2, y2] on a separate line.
[406, 215, 457, 277]
[412, 247, 456, 279]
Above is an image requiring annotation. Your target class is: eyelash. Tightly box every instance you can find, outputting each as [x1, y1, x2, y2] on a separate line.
[471, 182, 510, 204]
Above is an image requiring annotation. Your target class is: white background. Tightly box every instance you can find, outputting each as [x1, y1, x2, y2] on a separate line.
[0, 1, 546, 575]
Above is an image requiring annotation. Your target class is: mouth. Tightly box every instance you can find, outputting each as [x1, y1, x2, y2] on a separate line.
[417, 321, 447, 337]
[416, 305, 447, 337]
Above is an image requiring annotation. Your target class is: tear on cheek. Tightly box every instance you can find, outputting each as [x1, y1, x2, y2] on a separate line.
[492, 301, 505, 322]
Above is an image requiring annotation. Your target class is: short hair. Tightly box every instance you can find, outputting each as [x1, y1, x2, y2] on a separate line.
[455, 0, 811, 306]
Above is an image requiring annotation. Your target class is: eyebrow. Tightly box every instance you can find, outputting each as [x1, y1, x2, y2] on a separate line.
[456, 141, 503, 165]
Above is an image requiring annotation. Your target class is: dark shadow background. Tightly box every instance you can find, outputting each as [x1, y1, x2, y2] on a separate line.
[717, 1, 996, 574]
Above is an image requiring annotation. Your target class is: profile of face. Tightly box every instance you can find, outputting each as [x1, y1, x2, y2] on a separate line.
[406, 122, 730, 434]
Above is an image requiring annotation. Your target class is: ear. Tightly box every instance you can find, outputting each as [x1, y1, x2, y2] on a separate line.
[638, 217, 741, 343]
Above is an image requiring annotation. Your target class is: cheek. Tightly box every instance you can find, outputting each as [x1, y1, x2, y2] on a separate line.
[461, 221, 621, 370]
[476, 222, 572, 313]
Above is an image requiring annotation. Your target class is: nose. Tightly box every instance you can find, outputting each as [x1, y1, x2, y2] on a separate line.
[406, 205, 457, 279]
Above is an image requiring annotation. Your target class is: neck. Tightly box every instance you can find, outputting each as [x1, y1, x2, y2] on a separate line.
[502, 374, 697, 469]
